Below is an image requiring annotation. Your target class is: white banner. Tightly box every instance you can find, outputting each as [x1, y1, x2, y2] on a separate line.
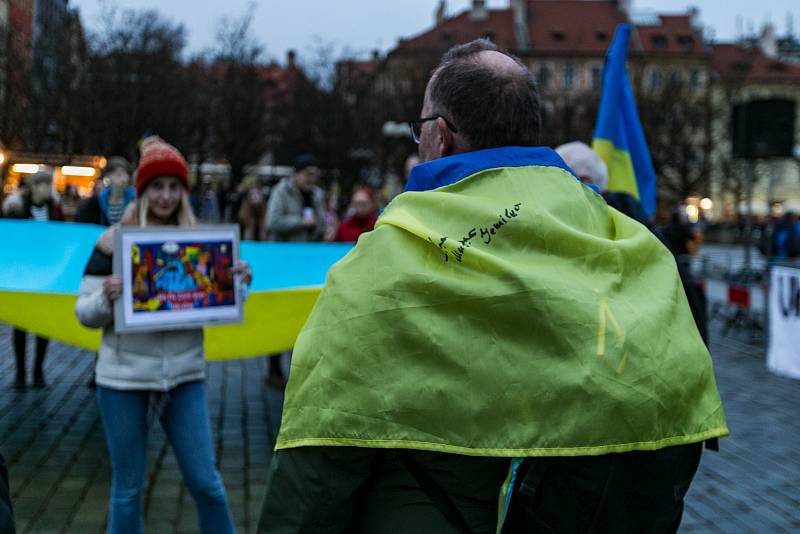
[768, 265, 800, 380]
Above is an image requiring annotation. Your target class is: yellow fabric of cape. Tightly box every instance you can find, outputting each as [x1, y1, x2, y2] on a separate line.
[276, 161, 728, 457]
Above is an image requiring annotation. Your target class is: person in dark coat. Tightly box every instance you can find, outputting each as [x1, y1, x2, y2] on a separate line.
[663, 215, 708, 344]
[1, 171, 62, 388]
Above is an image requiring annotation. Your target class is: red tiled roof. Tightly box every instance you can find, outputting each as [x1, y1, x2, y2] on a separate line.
[398, 9, 516, 50]
[396, 1, 706, 58]
[257, 65, 308, 102]
[712, 43, 800, 82]
[526, 0, 627, 54]
[636, 15, 706, 56]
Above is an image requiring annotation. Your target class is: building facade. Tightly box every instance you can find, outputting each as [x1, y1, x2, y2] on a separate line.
[351, 0, 800, 221]
[0, 0, 33, 150]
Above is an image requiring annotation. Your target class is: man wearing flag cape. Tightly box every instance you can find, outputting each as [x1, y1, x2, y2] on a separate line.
[258, 36, 727, 533]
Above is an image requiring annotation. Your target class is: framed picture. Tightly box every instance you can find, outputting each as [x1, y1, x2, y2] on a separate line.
[113, 225, 243, 333]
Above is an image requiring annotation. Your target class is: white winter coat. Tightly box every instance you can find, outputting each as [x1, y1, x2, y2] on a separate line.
[75, 274, 206, 391]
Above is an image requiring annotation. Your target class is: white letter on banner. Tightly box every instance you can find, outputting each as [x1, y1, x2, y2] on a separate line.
[768, 266, 800, 379]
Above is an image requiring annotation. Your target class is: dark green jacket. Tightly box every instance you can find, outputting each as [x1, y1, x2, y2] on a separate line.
[258, 447, 509, 533]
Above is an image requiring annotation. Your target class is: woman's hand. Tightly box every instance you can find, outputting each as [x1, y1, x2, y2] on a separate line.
[103, 276, 123, 302]
[232, 261, 252, 286]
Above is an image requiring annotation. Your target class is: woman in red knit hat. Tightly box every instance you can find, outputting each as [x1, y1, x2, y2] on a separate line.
[75, 137, 249, 533]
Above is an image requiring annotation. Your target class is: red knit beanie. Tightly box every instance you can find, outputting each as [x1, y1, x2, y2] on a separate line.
[135, 137, 189, 195]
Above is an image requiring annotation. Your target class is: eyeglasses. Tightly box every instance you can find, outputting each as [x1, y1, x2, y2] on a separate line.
[407, 115, 459, 144]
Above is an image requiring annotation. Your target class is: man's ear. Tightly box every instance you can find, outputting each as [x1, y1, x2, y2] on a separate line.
[435, 116, 455, 157]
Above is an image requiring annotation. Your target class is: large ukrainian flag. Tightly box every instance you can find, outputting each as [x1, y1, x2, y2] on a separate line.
[0, 220, 351, 360]
[592, 23, 658, 216]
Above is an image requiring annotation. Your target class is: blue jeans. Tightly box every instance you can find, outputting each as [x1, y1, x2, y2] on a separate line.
[97, 381, 235, 534]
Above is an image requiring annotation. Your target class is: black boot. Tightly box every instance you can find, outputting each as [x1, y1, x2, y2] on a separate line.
[32, 337, 48, 388]
[266, 355, 287, 389]
[12, 329, 26, 389]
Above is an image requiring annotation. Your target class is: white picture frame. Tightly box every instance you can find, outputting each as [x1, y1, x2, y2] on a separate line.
[113, 225, 243, 333]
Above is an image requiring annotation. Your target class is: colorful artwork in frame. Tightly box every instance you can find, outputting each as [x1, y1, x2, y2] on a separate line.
[113, 226, 243, 333]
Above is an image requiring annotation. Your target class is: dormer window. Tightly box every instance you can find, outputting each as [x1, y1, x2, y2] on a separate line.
[677, 35, 695, 50]
[552, 30, 565, 41]
[596, 31, 609, 41]
[731, 61, 751, 74]
[651, 35, 668, 49]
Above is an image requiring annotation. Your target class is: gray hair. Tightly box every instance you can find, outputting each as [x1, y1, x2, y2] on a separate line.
[427, 39, 541, 150]
[555, 141, 608, 191]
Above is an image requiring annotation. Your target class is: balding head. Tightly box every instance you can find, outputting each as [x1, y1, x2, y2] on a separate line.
[474, 49, 527, 76]
[421, 39, 541, 159]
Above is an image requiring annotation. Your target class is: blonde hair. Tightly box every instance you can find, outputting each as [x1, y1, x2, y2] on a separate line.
[135, 191, 197, 227]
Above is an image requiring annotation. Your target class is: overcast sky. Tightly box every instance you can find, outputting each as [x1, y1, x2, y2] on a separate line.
[70, 0, 800, 62]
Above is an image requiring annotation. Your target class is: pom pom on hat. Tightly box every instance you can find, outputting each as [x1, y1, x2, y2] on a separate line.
[135, 137, 189, 195]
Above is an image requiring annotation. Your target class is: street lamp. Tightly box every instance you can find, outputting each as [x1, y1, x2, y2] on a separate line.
[11, 163, 40, 174]
[61, 166, 96, 177]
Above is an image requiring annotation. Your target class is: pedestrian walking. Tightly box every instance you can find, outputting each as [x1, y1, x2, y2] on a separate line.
[75, 137, 249, 534]
[2, 170, 62, 388]
[259, 39, 727, 533]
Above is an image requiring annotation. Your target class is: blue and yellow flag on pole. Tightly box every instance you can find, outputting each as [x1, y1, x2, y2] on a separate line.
[592, 24, 657, 216]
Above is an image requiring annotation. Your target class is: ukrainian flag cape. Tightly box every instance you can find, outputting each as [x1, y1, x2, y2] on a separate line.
[277, 147, 728, 456]
[0, 220, 351, 360]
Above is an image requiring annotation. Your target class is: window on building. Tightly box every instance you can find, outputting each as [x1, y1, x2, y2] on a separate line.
[651, 35, 668, 49]
[552, 30, 566, 42]
[677, 35, 695, 50]
[649, 67, 662, 90]
[563, 63, 576, 89]
[690, 69, 703, 90]
[538, 64, 551, 88]
[596, 31, 609, 42]
[590, 65, 602, 89]
[669, 71, 683, 88]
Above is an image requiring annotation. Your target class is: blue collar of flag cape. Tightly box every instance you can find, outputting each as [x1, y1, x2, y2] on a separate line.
[404, 146, 600, 194]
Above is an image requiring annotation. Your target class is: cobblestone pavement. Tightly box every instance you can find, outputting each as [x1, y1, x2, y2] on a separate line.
[1, 323, 798, 533]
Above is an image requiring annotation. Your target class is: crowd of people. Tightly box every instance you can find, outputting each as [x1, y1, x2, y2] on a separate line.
[0, 37, 737, 534]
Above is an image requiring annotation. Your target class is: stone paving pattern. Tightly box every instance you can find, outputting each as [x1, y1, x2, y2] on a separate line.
[1, 322, 798, 533]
